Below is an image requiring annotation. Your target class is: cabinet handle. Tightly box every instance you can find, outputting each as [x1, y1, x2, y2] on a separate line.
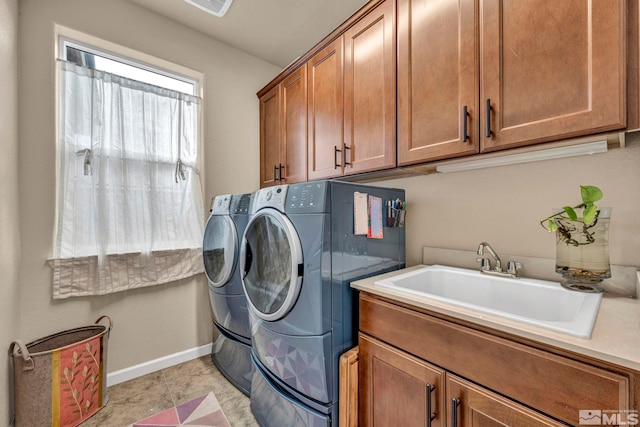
[278, 163, 284, 181]
[426, 384, 436, 427]
[273, 165, 278, 182]
[485, 98, 493, 138]
[334, 145, 342, 169]
[343, 145, 352, 167]
[451, 398, 461, 427]
[462, 106, 469, 142]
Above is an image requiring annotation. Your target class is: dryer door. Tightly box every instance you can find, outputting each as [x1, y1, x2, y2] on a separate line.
[203, 214, 238, 287]
[241, 208, 303, 321]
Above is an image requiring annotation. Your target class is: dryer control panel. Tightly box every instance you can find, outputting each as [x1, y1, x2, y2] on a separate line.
[210, 194, 232, 214]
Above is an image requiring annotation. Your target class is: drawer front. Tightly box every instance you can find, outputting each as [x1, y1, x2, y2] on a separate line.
[359, 293, 630, 425]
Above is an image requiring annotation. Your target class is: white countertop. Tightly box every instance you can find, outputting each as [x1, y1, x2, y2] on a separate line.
[352, 265, 640, 372]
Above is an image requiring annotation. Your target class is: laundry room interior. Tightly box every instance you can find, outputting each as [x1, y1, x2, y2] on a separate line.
[2, 0, 640, 426]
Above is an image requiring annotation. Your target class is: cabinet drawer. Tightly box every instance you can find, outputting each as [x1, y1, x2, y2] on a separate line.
[359, 293, 630, 425]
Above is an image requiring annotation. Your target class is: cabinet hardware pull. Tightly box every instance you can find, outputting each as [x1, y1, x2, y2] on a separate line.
[426, 384, 436, 427]
[451, 398, 461, 427]
[273, 165, 278, 182]
[462, 106, 469, 142]
[485, 98, 493, 138]
[344, 145, 352, 167]
[334, 145, 342, 169]
[278, 163, 284, 181]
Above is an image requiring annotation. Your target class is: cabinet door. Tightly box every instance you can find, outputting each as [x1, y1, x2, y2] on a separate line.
[259, 85, 281, 188]
[480, 0, 626, 152]
[307, 38, 344, 180]
[446, 375, 566, 427]
[359, 334, 445, 427]
[397, 0, 479, 166]
[281, 67, 308, 184]
[344, 0, 396, 175]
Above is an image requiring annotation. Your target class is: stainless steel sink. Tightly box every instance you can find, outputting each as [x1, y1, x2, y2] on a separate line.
[374, 265, 602, 338]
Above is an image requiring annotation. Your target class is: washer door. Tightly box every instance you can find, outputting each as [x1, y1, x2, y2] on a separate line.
[203, 215, 238, 287]
[241, 208, 303, 322]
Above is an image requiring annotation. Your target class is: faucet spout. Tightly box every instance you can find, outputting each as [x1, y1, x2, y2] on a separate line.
[477, 242, 502, 272]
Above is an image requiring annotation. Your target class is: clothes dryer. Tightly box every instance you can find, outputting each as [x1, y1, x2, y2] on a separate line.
[203, 193, 253, 395]
[240, 181, 405, 426]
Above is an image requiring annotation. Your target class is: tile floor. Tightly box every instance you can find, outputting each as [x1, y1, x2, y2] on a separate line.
[81, 356, 258, 426]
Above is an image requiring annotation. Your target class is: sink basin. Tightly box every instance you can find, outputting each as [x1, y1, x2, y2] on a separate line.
[374, 265, 602, 338]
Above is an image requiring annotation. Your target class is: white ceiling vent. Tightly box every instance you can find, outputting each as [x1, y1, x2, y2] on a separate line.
[184, 0, 233, 17]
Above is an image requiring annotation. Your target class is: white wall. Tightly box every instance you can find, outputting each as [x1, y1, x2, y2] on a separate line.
[373, 134, 640, 269]
[0, 0, 20, 424]
[17, 0, 278, 392]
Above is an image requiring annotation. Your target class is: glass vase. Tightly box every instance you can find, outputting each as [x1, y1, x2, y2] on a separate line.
[554, 207, 611, 293]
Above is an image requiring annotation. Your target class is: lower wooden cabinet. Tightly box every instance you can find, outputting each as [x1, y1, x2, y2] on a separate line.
[359, 334, 445, 427]
[358, 293, 635, 427]
[359, 334, 565, 427]
[446, 375, 565, 427]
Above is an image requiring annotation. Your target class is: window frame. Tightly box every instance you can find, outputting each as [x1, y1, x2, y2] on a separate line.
[53, 25, 206, 251]
[59, 37, 199, 96]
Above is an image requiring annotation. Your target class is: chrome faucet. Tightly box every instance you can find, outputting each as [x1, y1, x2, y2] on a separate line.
[477, 242, 502, 272]
[476, 242, 523, 278]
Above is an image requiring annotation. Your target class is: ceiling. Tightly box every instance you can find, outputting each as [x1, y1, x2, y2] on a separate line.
[128, 0, 370, 69]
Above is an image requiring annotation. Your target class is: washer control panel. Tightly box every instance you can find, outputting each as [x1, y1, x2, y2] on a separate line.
[251, 185, 288, 213]
[286, 182, 328, 213]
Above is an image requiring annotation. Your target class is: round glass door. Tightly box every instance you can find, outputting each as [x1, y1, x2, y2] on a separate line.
[241, 208, 303, 321]
[202, 215, 238, 287]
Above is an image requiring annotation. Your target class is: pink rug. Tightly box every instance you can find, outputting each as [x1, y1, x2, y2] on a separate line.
[127, 392, 230, 427]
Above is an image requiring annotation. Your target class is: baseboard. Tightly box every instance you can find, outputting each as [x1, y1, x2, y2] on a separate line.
[107, 343, 212, 387]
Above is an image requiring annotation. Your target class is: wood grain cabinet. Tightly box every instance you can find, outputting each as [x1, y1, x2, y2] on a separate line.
[307, 0, 396, 180]
[398, 0, 627, 165]
[358, 293, 634, 426]
[259, 67, 307, 188]
[359, 334, 445, 427]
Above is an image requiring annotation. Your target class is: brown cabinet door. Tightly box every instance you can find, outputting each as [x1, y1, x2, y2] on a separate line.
[397, 0, 479, 166]
[359, 334, 445, 427]
[259, 85, 281, 188]
[446, 374, 567, 427]
[281, 67, 308, 184]
[307, 38, 344, 180]
[344, 0, 396, 175]
[480, 0, 626, 152]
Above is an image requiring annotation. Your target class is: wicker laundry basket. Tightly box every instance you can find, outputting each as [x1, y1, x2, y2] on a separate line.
[11, 316, 112, 427]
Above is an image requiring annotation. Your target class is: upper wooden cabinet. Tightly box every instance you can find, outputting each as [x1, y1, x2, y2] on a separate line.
[308, 0, 396, 180]
[307, 38, 345, 180]
[398, 0, 627, 166]
[481, 0, 626, 152]
[343, 0, 396, 175]
[259, 85, 281, 187]
[259, 67, 308, 188]
[397, 0, 479, 165]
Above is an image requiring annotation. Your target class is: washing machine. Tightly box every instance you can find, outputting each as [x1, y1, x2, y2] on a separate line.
[240, 181, 406, 426]
[203, 193, 253, 395]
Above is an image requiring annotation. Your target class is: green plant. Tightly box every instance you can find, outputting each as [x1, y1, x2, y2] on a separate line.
[540, 185, 603, 246]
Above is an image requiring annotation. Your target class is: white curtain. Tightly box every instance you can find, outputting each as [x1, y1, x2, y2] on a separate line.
[50, 61, 204, 298]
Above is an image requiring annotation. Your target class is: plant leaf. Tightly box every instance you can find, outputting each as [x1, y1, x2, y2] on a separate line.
[547, 220, 558, 232]
[581, 186, 603, 204]
[583, 205, 597, 225]
[562, 206, 577, 221]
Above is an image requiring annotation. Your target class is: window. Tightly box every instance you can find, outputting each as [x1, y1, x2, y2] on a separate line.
[51, 34, 205, 298]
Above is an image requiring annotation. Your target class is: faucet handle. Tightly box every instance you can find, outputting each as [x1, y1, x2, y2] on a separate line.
[507, 261, 523, 276]
[476, 257, 491, 271]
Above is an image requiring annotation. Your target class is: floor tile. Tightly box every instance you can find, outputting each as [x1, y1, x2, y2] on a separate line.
[80, 356, 257, 426]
